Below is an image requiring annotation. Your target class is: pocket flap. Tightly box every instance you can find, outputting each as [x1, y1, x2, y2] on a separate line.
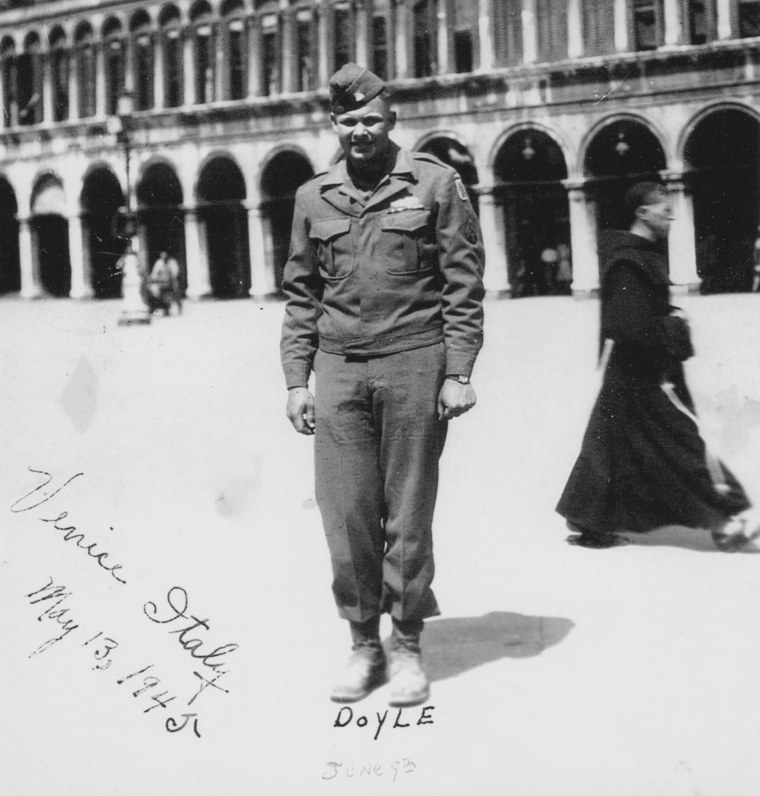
[309, 218, 351, 242]
[381, 210, 429, 233]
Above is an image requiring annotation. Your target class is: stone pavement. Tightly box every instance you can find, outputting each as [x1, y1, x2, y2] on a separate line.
[2, 292, 760, 796]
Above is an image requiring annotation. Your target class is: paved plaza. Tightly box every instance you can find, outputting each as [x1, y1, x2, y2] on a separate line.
[3, 291, 760, 795]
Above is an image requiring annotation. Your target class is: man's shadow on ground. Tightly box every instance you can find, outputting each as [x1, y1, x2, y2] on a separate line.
[390, 612, 574, 683]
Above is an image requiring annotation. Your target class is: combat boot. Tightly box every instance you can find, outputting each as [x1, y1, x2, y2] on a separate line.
[388, 619, 429, 707]
[330, 617, 386, 703]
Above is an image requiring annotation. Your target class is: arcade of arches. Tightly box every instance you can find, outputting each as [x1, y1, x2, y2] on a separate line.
[1, 105, 759, 300]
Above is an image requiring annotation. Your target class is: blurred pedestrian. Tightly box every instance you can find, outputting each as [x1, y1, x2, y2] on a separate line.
[540, 245, 558, 294]
[555, 242, 572, 295]
[280, 63, 485, 706]
[557, 182, 758, 550]
[147, 250, 182, 316]
[752, 226, 760, 292]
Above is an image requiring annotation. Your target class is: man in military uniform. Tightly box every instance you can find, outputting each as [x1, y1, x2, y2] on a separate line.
[280, 64, 485, 706]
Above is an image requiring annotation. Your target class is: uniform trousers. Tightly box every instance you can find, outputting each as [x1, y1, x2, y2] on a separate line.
[314, 342, 447, 624]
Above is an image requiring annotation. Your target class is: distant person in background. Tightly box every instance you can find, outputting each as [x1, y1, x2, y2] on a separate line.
[555, 242, 572, 295]
[540, 245, 558, 294]
[557, 182, 758, 551]
[752, 226, 760, 292]
[148, 250, 182, 316]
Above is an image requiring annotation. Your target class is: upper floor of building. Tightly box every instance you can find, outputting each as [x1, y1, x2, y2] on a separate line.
[1, 0, 760, 133]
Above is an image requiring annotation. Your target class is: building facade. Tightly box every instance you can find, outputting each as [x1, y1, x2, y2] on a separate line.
[0, 0, 759, 300]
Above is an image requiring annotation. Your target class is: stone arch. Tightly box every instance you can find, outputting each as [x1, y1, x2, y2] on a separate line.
[137, 160, 186, 286]
[0, 176, 20, 295]
[197, 153, 251, 298]
[31, 173, 71, 297]
[582, 114, 667, 232]
[260, 148, 314, 290]
[493, 125, 570, 297]
[683, 104, 760, 293]
[81, 165, 125, 299]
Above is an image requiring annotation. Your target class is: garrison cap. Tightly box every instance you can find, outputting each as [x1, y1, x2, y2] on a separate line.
[329, 63, 387, 113]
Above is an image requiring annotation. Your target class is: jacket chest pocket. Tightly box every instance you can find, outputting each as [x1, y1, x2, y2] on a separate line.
[309, 218, 354, 279]
[380, 210, 435, 275]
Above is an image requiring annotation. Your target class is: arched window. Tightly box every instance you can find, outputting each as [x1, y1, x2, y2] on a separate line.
[75, 23, 97, 118]
[453, 0, 477, 73]
[49, 28, 69, 122]
[256, 0, 280, 96]
[160, 6, 184, 107]
[413, 0, 436, 77]
[493, 0, 523, 66]
[0, 38, 15, 127]
[103, 18, 124, 116]
[737, 0, 760, 37]
[372, 0, 391, 80]
[293, 0, 316, 91]
[222, 0, 247, 100]
[684, 0, 716, 43]
[18, 32, 42, 125]
[630, 0, 664, 50]
[582, 0, 615, 55]
[536, 0, 567, 61]
[130, 12, 154, 110]
[332, 1, 354, 72]
[191, 1, 217, 104]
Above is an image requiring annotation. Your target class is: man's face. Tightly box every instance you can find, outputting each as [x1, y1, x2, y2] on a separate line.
[639, 194, 674, 241]
[331, 97, 396, 172]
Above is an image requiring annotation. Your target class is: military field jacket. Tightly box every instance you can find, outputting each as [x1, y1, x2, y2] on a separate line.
[280, 145, 485, 388]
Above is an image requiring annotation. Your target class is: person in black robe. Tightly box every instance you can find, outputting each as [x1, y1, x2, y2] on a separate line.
[556, 182, 757, 550]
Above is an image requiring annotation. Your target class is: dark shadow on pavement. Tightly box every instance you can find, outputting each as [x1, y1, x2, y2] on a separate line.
[396, 612, 574, 683]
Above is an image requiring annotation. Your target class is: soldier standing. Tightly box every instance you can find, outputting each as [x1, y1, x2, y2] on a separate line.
[280, 64, 485, 706]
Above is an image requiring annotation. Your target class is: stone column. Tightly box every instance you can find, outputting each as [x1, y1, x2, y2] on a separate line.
[565, 181, 599, 295]
[247, 16, 261, 97]
[354, 0, 371, 69]
[18, 216, 41, 298]
[184, 28, 196, 104]
[663, 0, 683, 46]
[476, 0, 494, 71]
[614, 0, 629, 52]
[663, 172, 700, 293]
[68, 213, 93, 299]
[567, 0, 583, 58]
[317, 2, 331, 85]
[281, 7, 297, 93]
[155, 34, 166, 108]
[716, 0, 732, 39]
[477, 188, 511, 296]
[437, 0, 452, 75]
[394, 0, 412, 78]
[69, 52, 80, 121]
[42, 50, 54, 124]
[522, 0, 538, 63]
[184, 208, 212, 298]
[247, 203, 277, 297]
[95, 42, 107, 117]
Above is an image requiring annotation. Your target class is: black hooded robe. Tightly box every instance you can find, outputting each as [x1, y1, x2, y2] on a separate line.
[556, 230, 750, 536]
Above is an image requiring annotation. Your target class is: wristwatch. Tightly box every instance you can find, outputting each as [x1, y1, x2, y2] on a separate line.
[446, 374, 470, 385]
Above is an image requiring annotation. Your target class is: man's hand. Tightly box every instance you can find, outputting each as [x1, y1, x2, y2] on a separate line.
[437, 380, 476, 421]
[286, 388, 316, 435]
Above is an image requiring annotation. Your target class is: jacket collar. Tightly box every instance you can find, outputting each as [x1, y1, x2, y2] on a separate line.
[317, 144, 418, 214]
